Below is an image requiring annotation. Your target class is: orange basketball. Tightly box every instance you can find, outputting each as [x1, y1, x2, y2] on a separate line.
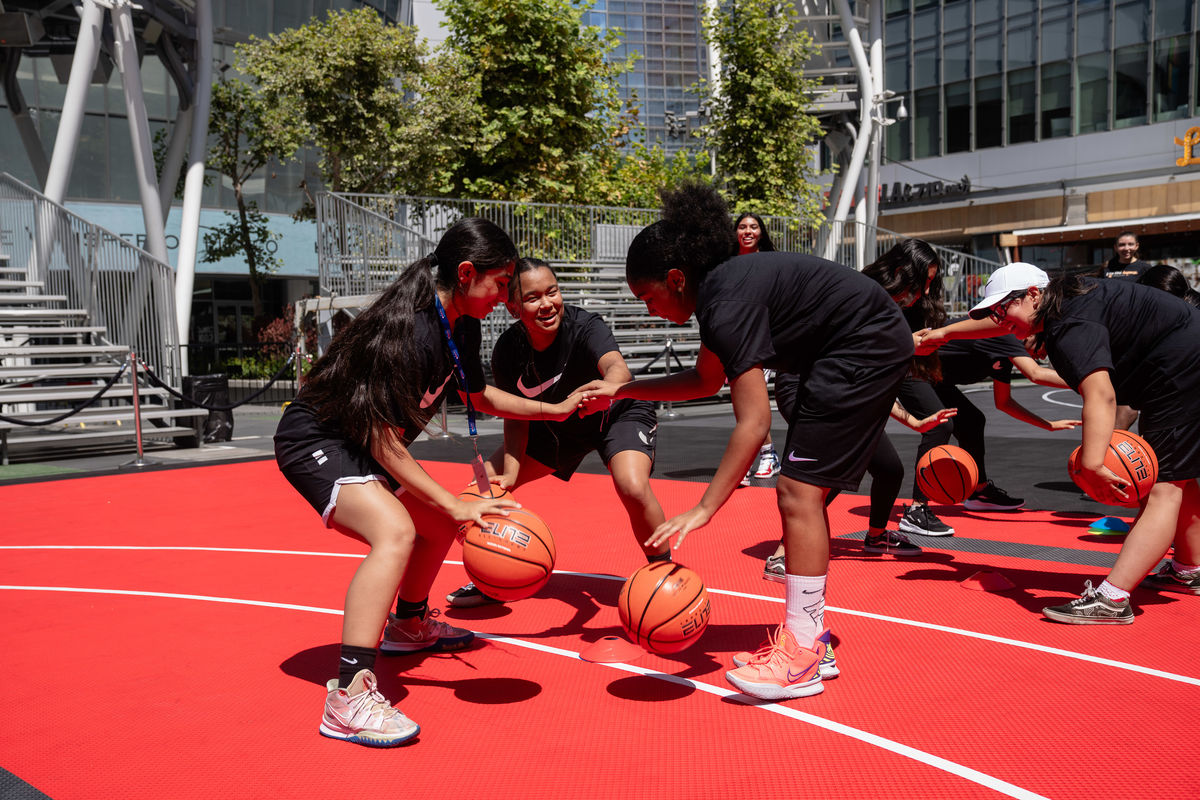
[457, 483, 513, 504]
[1068, 430, 1158, 508]
[916, 445, 980, 505]
[461, 508, 555, 602]
[618, 561, 711, 654]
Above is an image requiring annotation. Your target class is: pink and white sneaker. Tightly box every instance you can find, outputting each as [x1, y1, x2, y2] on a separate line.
[320, 669, 419, 747]
[380, 609, 474, 654]
[725, 625, 824, 700]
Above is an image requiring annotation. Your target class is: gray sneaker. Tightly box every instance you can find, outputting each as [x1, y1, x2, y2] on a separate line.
[445, 582, 501, 609]
[1141, 562, 1200, 595]
[1043, 581, 1134, 624]
[763, 554, 785, 583]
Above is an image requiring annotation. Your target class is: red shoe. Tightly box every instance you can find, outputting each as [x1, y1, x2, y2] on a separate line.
[733, 628, 838, 679]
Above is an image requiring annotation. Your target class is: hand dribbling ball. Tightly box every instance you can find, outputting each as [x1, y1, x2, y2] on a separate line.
[916, 445, 979, 505]
[461, 507, 555, 602]
[457, 483, 514, 504]
[1068, 430, 1158, 508]
[618, 561, 711, 654]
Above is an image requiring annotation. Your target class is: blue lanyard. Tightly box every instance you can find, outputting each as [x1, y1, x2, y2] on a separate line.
[433, 294, 477, 438]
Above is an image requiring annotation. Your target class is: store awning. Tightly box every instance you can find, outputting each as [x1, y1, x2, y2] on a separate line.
[999, 213, 1200, 246]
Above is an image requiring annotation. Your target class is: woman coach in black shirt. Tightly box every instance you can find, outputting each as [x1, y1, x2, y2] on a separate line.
[578, 182, 913, 701]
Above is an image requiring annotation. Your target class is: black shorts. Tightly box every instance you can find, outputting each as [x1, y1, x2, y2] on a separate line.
[526, 399, 657, 480]
[273, 404, 401, 526]
[774, 357, 909, 492]
[1142, 417, 1200, 482]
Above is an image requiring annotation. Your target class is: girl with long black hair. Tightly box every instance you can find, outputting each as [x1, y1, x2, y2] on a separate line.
[578, 182, 913, 701]
[274, 218, 580, 746]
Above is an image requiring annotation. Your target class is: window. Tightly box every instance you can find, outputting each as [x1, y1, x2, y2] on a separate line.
[886, 101, 912, 161]
[1041, 62, 1072, 138]
[975, 31, 1001, 75]
[1113, 44, 1149, 127]
[1114, 1, 1150, 48]
[1154, 0, 1192, 39]
[1041, 14, 1073, 64]
[1007, 67, 1036, 144]
[886, 54, 911, 92]
[1077, 3, 1111, 56]
[975, 75, 1003, 148]
[1076, 52, 1110, 133]
[944, 81, 970, 152]
[1007, 18, 1036, 70]
[1153, 36, 1190, 121]
[913, 87, 940, 157]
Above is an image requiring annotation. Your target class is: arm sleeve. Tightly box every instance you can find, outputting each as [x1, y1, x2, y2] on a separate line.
[1047, 319, 1112, 392]
[698, 300, 776, 379]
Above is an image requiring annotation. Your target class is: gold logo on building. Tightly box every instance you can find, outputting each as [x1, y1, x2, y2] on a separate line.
[1177, 127, 1200, 167]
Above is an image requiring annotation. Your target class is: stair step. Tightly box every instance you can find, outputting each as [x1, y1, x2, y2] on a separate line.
[0, 406, 208, 427]
[0, 363, 124, 380]
[0, 280, 44, 290]
[0, 294, 69, 305]
[0, 308, 88, 319]
[0, 326, 109, 337]
[0, 384, 171, 404]
[1, 425, 200, 454]
[0, 344, 128, 357]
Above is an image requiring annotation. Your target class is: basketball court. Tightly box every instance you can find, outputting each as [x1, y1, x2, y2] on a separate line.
[3, 447, 1199, 799]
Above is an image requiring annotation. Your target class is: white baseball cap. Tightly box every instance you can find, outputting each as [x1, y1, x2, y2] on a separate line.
[968, 262, 1050, 319]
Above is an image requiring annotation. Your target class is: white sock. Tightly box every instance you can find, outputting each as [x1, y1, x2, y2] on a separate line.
[1097, 580, 1130, 602]
[1171, 559, 1200, 577]
[784, 573, 826, 648]
[760, 443, 774, 455]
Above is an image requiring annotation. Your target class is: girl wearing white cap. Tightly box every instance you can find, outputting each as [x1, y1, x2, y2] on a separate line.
[968, 263, 1200, 623]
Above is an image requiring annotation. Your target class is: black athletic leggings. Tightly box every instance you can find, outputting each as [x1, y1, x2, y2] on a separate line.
[927, 382, 989, 483]
[896, 376, 952, 502]
[774, 373, 904, 530]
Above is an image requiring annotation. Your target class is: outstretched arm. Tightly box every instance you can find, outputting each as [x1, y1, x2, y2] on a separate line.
[1010, 355, 1069, 388]
[578, 345, 726, 413]
[992, 380, 1080, 431]
[915, 317, 1006, 355]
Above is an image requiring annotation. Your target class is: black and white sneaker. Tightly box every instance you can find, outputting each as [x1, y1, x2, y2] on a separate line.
[445, 582, 501, 608]
[1140, 562, 1200, 595]
[863, 530, 923, 556]
[962, 480, 1025, 511]
[1043, 581, 1134, 624]
[898, 503, 955, 537]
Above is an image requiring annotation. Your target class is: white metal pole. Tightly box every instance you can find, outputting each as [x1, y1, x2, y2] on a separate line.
[174, 0, 213, 369]
[158, 105, 194, 223]
[864, 0, 884, 261]
[824, 0, 875, 262]
[111, 0, 168, 263]
[43, 0, 104, 204]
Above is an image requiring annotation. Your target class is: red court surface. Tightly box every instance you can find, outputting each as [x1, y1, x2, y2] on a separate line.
[3, 460, 1199, 799]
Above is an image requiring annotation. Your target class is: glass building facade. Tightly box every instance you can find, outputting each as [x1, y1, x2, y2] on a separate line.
[581, 0, 710, 152]
[884, 0, 1199, 162]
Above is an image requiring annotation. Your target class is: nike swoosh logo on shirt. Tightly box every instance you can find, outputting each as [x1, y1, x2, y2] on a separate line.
[788, 452, 817, 462]
[516, 372, 563, 398]
[419, 373, 454, 408]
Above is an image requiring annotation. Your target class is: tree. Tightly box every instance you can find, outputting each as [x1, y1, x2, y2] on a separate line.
[436, 0, 633, 204]
[201, 77, 305, 320]
[237, 8, 477, 206]
[700, 0, 826, 222]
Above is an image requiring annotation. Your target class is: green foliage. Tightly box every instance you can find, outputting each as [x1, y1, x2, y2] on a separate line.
[435, 0, 633, 204]
[201, 203, 281, 278]
[589, 140, 710, 209]
[237, 8, 473, 203]
[700, 0, 826, 223]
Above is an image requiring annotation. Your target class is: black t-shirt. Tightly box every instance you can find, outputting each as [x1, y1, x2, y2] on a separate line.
[1103, 259, 1152, 280]
[491, 304, 623, 440]
[694, 251, 912, 379]
[937, 322, 1027, 385]
[295, 305, 485, 446]
[1044, 278, 1200, 429]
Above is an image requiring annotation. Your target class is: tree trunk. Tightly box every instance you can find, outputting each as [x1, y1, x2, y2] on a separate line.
[233, 182, 264, 320]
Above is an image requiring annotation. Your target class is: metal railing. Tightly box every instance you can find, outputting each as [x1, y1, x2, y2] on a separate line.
[315, 191, 1006, 326]
[0, 173, 182, 384]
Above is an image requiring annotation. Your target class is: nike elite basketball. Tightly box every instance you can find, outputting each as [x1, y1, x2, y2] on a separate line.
[1068, 431, 1158, 508]
[916, 445, 979, 505]
[618, 561, 711, 654]
[460, 508, 556, 602]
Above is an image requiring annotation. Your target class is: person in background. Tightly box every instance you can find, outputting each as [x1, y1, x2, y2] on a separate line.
[1102, 231, 1152, 280]
[733, 212, 782, 485]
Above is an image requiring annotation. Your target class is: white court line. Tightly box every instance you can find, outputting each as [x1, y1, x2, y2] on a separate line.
[1041, 389, 1083, 409]
[0, 583, 1047, 800]
[5, 546, 1198, 688]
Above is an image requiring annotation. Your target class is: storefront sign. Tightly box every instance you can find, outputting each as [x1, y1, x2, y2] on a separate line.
[1176, 127, 1200, 167]
[880, 175, 971, 206]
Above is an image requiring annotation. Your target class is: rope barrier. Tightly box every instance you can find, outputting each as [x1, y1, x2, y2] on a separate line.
[139, 351, 298, 412]
[0, 359, 131, 426]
